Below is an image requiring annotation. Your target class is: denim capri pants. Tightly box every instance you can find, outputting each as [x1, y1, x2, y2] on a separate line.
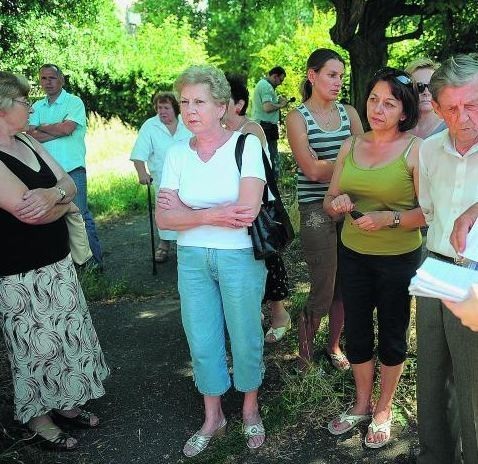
[177, 245, 267, 396]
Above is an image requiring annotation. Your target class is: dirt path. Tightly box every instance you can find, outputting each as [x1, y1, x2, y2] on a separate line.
[0, 214, 418, 463]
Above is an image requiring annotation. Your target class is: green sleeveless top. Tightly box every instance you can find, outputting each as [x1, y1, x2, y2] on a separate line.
[339, 136, 422, 255]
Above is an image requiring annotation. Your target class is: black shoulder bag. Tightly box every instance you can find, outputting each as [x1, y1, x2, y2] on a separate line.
[235, 133, 295, 260]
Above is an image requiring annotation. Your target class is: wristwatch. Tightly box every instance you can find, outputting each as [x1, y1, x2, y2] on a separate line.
[389, 211, 401, 228]
[56, 186, 66, 202]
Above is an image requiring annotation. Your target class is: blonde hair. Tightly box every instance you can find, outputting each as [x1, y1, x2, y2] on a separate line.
[174, 65, 231, 105]
[405, 58, 439, 75]
[0, 72, 30, 110]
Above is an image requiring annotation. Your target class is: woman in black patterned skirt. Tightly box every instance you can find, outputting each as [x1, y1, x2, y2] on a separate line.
[0, 72, 109, 450]
[225, 75, 291, 342]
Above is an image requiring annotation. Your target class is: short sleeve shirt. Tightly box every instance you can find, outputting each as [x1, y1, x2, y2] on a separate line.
[29, 89, 86, 172]
[130, 115, 191, 186]
[160, 132, 265, 249]
[252, 78, 280, 124]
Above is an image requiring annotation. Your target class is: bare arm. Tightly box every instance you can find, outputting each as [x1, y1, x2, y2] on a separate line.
[0, 161, 75, 225]
[10, 136, 76, 220]
[344, 104, 365, 136]
[323, 137, 353, 218]
[286, 109, 335, 182]
[263, 97, 287, 113]
[27, 120, 77, 142]
[133, 161, 152, 185]
[242, 121, 267, 149]
[156, 177, 265, 231]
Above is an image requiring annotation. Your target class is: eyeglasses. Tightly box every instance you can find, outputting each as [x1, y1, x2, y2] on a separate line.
[373, 67, 413, 87]
[13, 99, 32, 110]
[416, 82, 431, 93]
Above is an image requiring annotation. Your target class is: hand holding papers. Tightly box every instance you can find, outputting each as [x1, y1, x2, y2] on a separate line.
[409, 257, 478, 302]
[461, 219, 478, 263]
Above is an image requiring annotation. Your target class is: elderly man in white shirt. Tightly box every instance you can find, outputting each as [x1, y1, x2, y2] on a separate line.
[130, 92, 191, 263]
[417, 54, 478, 464]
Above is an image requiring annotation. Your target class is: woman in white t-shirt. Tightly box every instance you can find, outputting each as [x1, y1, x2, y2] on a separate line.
[156, 65, 267, 457]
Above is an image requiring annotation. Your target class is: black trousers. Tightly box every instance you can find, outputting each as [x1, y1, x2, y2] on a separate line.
[339, 245, 421, 366]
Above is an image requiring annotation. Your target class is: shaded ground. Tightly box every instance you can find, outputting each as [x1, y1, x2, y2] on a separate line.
[0, 214, 418, 463]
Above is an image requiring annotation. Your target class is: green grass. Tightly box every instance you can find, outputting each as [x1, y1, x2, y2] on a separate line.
[86, 114, 147, 220]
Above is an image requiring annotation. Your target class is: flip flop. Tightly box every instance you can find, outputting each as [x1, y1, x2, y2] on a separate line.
[324, 351, 351, 371]
[364, 414, 393, 449]
[265, 317, 291, 343]
[327, 409, 371, 435]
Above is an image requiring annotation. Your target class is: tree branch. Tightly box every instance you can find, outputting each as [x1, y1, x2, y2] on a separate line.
[386, 16, 424, 44]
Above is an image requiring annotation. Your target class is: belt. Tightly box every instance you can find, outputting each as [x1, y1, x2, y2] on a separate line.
[429, 251, 466, 265]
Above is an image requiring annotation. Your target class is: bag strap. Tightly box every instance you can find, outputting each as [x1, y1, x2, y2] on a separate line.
[234, 133, 283, 203]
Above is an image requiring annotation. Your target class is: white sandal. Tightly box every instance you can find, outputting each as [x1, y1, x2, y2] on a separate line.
[327, 409, 371, 435]
[183, 418, 227, 457]
[364, 414, 393, 449]
[244, 421, 265, 449]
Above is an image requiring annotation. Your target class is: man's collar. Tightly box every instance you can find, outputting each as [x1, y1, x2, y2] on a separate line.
[42, 88, 67, 106]
[443, 130, 478, 157]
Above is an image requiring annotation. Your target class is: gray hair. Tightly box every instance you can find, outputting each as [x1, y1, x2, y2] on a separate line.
[405, 57, 439, 75]
[0, 72, 30, 110]
[430, 54, 478, 101]
[174, 65, 231, 105]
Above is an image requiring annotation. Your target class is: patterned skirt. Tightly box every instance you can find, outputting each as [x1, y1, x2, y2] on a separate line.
[0, 255, 109, 423]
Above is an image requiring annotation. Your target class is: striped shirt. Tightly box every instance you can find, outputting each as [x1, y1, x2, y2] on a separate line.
[296, 102, 351, 203]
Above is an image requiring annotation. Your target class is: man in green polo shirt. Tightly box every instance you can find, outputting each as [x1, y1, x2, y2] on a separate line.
[27, 64, 103, 269]
[252, 66, 288, 179]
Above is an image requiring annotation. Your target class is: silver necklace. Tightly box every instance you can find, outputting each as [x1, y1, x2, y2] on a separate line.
[309, 104, 335, 127]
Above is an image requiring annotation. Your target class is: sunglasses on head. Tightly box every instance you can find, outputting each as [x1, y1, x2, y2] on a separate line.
[374, 67, 413, 87]
[416, 82, 430, 93]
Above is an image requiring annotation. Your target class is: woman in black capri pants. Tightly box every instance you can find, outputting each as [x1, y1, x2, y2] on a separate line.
[324, 67, 424, 449]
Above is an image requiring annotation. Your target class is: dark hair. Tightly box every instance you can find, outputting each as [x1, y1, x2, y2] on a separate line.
[39, 63, 64, 79]
[226, 74, 249, 116]
[301, 48, 345, 101]
[152, 91, 180, 117]
[268, 66, 286, 77]
[365, 67, 419, 132]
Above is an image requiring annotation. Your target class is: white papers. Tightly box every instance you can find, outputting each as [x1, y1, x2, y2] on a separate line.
[409, 257, 478, 302]
[462, 220, 478, 262]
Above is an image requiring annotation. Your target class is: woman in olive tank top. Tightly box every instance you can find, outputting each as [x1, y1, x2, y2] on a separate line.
[324, 68, 425, 449]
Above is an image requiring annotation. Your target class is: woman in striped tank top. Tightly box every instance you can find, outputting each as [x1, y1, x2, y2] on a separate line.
[286, 49, 363, 372]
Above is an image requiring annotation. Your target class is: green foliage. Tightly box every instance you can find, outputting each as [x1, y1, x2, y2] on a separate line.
[1, 0, 208, 128]
[250, 8, 347, 103]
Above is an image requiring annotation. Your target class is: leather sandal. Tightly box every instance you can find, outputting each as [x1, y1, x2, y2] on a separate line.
[183, 418, 227, 457]
[28, 430, 78, 451]
[364, 414, 393, 449]
[51, 409, 100, 429]
[155, 247, 169, 263]
[327, 409, 371, 435]
[244, 421, 266, 449]
[265, 316, 291, 343]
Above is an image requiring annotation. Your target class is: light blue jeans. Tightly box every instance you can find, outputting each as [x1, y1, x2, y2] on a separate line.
[69, 167, 103, 265]
[177, 246, 266, 396]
